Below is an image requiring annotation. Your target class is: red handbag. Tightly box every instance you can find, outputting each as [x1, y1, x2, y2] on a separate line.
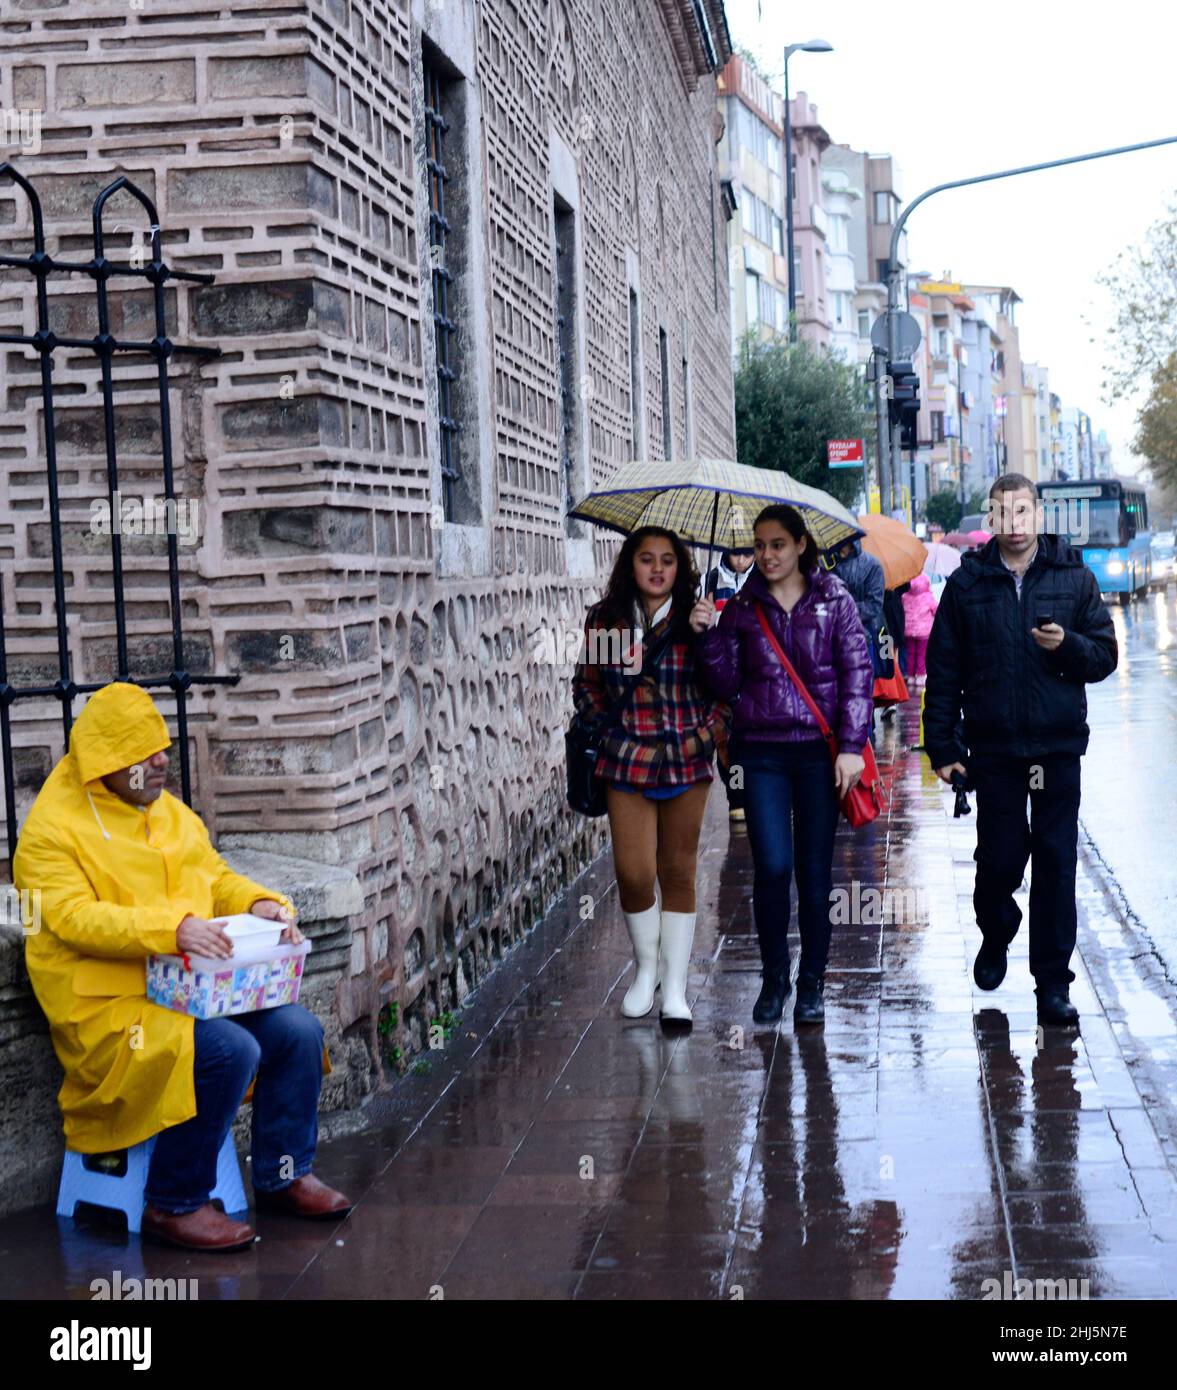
[753, 602, 885, 828]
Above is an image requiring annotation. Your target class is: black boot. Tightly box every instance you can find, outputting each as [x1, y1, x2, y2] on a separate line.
[752, 965, 791, 1025]
[973, 938, 1008, 991]
[1036, 986, 1079, 1028]
[793, 972, 825, 1025]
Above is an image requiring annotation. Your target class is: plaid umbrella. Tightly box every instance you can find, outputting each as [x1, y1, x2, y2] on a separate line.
[569, 458, 863, 559]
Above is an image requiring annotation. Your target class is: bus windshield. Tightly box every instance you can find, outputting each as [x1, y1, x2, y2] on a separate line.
[1081, 500, 1122, 547]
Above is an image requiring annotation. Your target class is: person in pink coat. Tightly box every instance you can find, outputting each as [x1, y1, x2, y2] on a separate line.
[902, 573, 939, 679]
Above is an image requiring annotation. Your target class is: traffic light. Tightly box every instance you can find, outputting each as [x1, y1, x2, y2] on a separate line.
[887, 360, 920, 450]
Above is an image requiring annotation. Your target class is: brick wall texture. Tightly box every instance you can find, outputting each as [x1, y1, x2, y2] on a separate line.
[0, 0, 734, 1077]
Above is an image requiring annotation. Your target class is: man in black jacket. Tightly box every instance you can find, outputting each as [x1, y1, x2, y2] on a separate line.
[924, 473, 1118, 1027]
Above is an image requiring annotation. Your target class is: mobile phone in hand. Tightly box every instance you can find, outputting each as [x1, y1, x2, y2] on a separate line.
[1035, 612, 1054, 629]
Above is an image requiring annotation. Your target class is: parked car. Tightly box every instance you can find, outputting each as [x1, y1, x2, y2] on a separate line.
[1151, 530, 1175, 588]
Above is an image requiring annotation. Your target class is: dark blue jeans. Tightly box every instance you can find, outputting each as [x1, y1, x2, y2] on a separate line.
[739, 737, 840, 978]
[144, 1003, 324, 1214]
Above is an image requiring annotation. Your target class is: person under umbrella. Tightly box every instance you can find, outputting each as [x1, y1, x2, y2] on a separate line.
[572, 527, 723, 1032]
[694, 506, 874, 1028]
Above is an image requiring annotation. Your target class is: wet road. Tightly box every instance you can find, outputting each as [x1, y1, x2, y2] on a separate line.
[2, 695, 1176, 1299]
[1082, 580, 1177, 978]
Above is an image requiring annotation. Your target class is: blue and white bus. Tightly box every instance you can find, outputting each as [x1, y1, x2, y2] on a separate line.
[1038, 478, 1152, 604]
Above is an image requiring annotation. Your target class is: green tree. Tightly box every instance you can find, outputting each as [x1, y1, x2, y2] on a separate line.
[925, 489, 962, 532]
[1134, 352, 1177, 493]
[1098, 206, 1177, 493]
[1096, 204, 1177, 406]
[966, 487, 989, 516]
[734, 331, 873, 509]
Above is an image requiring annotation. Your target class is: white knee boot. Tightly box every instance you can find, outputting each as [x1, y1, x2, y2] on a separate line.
[658, 910, 697, 1028]
[621, 904, 661, 1017]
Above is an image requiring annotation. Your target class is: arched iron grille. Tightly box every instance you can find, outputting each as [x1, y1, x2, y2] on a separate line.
[0, 164, 239, 869]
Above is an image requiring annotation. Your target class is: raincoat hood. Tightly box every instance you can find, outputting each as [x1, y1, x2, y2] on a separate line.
[70, 683, 171, 786]
[909, 573, 931, 595]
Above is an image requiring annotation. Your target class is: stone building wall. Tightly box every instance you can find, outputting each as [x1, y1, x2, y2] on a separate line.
[0, 0, 734, 1153]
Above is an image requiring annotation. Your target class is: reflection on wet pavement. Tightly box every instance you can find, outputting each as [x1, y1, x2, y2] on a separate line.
[1084, 587, 1177, 979]
[2, 698, 1176, 1300]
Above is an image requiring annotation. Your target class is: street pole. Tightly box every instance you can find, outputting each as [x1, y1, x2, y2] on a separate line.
[958, 399, 966, 514]
[873, 345, 891, 514]
[783, 49, 796, 342]
[885, 134, 1177, 496]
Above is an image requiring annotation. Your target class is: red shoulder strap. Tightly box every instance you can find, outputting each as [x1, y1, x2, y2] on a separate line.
[752, 601, 835, 743]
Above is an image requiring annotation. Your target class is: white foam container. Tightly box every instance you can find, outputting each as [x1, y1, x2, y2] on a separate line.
[217, 911, 285, 951]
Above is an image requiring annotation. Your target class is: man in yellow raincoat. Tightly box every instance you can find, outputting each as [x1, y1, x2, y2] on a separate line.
[14, 683, 352, 1251]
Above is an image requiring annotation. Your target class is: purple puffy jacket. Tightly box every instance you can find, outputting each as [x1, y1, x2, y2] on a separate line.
[696, 563, 874, 753]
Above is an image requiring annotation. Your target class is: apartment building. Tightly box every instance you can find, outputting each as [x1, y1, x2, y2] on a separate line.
[822, 164, 860, 361]
[1060, 407, 1094, 479]
[717, 54, 789, 349]
[963, 284, 1024, 479]
[1021, 362, 1051, 482]
[822, 144, 905, 367]
[787, 91, 831, 347]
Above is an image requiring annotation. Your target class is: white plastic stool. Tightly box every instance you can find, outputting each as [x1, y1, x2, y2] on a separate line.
[56, 1130, 247, 1234]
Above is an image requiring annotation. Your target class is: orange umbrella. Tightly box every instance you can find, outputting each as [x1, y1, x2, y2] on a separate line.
[856, 514, 927, 589]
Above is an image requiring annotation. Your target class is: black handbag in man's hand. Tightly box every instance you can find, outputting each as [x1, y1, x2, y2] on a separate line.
[566, 624, 677, 817]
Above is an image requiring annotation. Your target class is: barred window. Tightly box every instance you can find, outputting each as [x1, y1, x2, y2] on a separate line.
[424, 55, 461, 521]
[629, 288, 642, 456]
[553, 193, 579, 519]
[659, 327, 672, 460]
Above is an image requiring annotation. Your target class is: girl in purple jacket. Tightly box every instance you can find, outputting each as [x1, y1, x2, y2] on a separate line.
[692, 505, 874, 1026]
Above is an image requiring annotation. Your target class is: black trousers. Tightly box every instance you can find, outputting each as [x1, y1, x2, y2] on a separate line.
[717, 739, 745, 810]
[970, 751, 1082, 990]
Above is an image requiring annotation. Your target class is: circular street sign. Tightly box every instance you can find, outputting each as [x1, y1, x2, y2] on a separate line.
[871, 311, 922, 357]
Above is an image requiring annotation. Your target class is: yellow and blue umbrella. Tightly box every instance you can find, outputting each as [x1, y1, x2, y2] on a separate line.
[569, 458, 863, 559]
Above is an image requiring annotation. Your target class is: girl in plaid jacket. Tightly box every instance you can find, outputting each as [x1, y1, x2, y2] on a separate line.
[573, 527, 724, 1032]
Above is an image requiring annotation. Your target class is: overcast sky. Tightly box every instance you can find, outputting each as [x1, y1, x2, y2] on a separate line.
[725, 0, 1177, 476]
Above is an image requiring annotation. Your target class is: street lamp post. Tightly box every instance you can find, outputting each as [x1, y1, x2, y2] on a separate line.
[883, 134, 1177, 506]
[782, 39, 832, 343]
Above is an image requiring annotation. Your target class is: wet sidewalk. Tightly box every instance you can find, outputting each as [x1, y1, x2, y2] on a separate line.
[3, 700, 1177, 1300]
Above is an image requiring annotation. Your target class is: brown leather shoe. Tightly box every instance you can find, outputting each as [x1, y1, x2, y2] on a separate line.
[142, 1201, 256, 1252]
[254, 1173, 353, 1220]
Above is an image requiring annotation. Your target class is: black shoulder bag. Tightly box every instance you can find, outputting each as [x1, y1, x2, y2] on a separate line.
[565, 623, 678, 817]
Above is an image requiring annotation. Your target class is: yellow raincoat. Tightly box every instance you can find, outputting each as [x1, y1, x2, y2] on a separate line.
[13, 683, 294, 1153]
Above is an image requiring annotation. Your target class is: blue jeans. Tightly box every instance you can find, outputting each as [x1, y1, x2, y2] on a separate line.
[739, 738, 840, 977]
[144, 1004, 324, 1214]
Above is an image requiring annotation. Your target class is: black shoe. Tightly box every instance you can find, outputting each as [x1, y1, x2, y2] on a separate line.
[973, 939, 1008, 991]
[1036, 987, 1079, 1028]
[752, 966, 791, 1025]
[793, 972, 825, 1025]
